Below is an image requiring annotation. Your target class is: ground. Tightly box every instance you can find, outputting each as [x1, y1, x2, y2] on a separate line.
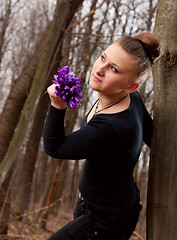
[1, 209, 73, 240]
[1, 210, 143, 240]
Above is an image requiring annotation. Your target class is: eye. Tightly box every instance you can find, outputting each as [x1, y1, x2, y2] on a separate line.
[101, 55, 105, 62]
[111, 66, 118, 73]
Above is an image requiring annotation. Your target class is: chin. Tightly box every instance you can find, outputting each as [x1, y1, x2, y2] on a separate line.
[89, 78, 100, 92]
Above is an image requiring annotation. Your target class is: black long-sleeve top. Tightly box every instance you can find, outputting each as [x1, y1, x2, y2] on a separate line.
[43, 91, 152, 213]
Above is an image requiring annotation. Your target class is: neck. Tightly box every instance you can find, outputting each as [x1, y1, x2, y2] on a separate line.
[98, 91, 128, 108]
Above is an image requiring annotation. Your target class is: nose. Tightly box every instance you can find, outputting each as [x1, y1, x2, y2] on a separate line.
[95, 66, 105, 77]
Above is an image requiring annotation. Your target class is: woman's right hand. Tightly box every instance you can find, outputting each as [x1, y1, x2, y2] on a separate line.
[47, 84, 67, 109]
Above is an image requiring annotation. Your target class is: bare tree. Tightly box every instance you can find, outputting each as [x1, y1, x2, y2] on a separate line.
[0, 0, 161, 238]
[0, 0, 83, 234]
[147, 0, 177, 239]
[0, 0, 83, 187]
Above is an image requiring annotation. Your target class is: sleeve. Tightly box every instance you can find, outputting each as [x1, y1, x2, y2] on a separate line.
[43, 105, 116, 160]
[142, 101, 153, 148]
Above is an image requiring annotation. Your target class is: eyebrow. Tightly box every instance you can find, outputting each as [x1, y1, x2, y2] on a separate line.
[103, 52, 124, 72]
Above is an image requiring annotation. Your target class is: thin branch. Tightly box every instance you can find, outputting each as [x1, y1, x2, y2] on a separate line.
[67, 0, 106, 31]
[133, 230, 145, 240]
[0, 196, 64, 226]
[0, 234, 29, 239]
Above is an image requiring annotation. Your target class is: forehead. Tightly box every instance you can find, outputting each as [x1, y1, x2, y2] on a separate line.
[104, 43, 137, 72]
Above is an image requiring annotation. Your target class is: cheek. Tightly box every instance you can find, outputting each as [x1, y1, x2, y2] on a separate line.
[106, 77, 127, 92]
[92, 58, 100, 70]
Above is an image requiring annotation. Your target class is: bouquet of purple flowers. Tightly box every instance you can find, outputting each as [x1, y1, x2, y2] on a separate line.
[51, 65, 82, 110]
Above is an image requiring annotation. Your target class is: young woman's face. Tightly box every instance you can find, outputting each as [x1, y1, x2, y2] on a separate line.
[89, 43, 138, 96]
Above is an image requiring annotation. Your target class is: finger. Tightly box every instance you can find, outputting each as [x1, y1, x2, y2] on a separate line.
[47, 84, 57, 96]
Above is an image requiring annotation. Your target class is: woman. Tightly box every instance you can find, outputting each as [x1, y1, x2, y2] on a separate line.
[43, 32, 160, 240]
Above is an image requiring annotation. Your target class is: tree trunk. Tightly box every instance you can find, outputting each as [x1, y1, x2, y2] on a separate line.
[136, 145, 150, 239]
[0, 0, 11, 65]
[50, 160, 69, 217]
[34, 156, 58, 222]
[11, 94, 50, 216]
[0, 172, 11, 234]
[40, 159, 63, 229]
[0, 0, 83, 187]
[11, 31, 63, 216]
[70, 161, 80, 209]
[147, 0, 177, 239]
[0, 27, 50, 164]
[0, 25, 50, 235]
[0, 0, 83, 234]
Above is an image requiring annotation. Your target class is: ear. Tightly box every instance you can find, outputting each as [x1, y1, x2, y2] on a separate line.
[125, 82, 139, 94]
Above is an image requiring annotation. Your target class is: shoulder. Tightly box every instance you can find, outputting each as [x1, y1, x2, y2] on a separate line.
[131, 90, 142, 102]
[130, 90, 146, 112]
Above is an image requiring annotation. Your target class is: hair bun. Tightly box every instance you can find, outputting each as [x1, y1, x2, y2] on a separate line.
[134, 32, 161, 62]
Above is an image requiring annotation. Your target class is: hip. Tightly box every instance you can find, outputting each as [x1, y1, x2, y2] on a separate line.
[73, 196, 142, 240]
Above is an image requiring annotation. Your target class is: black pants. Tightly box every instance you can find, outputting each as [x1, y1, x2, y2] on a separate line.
[47, 197, 142, 240]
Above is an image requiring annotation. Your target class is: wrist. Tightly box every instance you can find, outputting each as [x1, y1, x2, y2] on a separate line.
[51, 101, 67, 109]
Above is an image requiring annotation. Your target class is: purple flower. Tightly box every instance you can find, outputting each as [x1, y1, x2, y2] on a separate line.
[51, 65, 82, 110]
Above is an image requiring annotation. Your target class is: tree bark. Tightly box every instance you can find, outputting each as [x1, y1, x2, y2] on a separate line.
[0, 26, 51, 234]
[40, 159, 63, 229]
[11, 93, 50, 216]
[0, 0, 11, 65]
[50, 160, 69, 217]
[34, 156, 58, 222]
[147, 0, 177, 239]
[0, 0, 83, 187]
[10, 34, 63, 216]
[0, 27, 50, 164]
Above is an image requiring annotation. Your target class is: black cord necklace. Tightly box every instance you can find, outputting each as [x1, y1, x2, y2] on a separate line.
[94, 94, 128, 116]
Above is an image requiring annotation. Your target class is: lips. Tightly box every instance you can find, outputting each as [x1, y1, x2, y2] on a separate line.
[92, 74, 102, 82]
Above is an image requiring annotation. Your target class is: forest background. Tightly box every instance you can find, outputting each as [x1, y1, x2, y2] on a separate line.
[0, 0, 176, 239]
